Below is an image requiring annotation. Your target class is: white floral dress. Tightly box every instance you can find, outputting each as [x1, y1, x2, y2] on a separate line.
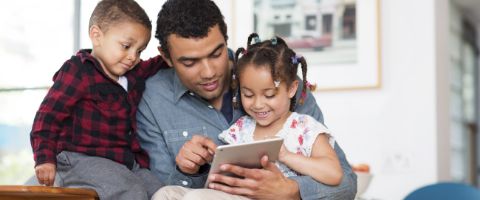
[218, 112, 334, 177]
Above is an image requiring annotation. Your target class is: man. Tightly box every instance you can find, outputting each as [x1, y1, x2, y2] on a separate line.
[137, 0, 357, 199]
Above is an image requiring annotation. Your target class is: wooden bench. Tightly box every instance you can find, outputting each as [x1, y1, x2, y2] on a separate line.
[0, 185, 99, 200]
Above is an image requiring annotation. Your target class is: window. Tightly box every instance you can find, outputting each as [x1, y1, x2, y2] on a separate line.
[342, 5, 356, 39]
[0, 0, 77, 184]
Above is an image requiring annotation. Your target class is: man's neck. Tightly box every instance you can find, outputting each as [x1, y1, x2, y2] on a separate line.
[210, 95, 223, 111]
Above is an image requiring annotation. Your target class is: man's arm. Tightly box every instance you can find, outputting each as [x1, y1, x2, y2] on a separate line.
[293, 82, 357, 199]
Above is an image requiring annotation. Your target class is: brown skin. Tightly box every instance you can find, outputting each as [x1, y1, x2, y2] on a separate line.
[35, 163, 56, 186]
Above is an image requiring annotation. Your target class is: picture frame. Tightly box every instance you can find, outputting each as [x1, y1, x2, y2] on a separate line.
[224, 0, 381, 91]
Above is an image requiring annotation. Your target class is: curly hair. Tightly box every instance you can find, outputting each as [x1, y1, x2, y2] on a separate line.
[89, 0, 151, 32]
[233, 33, 309, 111]
[155, 0, 228, 59]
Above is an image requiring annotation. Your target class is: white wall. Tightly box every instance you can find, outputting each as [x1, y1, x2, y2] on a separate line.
[311, 0, 449, 199]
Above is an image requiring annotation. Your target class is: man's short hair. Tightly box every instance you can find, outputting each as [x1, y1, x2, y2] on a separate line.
[89, 0, 151, 32]
[155, 0, 228, 58]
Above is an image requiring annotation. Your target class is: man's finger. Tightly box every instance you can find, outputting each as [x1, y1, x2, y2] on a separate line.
[183, 146, 209, 165]
[192, 135, 217, 156]
[208, 181, 254, 196]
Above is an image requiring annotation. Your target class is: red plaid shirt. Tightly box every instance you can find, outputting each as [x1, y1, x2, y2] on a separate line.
[31, 49, 168, 169]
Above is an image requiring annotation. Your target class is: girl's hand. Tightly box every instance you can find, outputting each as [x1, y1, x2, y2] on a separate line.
[278, 144, 292, 163]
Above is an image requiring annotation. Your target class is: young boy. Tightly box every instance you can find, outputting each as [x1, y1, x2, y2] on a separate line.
[30, 0, 166, 199]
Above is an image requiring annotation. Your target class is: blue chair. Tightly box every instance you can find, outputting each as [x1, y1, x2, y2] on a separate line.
[404, 182, 480, 200]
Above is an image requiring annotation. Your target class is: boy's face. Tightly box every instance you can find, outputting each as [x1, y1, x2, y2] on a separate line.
[161, 25, 229, 104]
[239, 64, 298, 128]
[90, 21, 151, 80]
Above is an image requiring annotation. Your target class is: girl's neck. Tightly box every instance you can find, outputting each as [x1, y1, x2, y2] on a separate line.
[253, 111, 292, 140]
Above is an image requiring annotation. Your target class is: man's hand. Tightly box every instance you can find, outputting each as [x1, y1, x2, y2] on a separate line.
[35, 163, 56, 186]
[176, 135, 217, 174]
[207, 155, 301, 200]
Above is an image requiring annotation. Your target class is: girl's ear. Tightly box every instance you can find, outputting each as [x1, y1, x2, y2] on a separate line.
[158, 46, 173, 67]
[89, 25, 103, 47]
[288, 80, 299, 98]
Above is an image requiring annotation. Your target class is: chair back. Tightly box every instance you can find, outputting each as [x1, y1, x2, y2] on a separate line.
[404, 182, 480, 200]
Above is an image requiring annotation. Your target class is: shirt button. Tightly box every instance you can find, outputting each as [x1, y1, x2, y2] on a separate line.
[182, 131, 188, 137]
[182, 180, 188, 186]
[189, 92, 194, 96]
[208, 105, 214, 109]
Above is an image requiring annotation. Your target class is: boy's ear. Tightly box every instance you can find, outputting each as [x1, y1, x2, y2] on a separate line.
[288, 80, 299, 98]
[158, 46, 173, 67]
[89, 25, 103, 47]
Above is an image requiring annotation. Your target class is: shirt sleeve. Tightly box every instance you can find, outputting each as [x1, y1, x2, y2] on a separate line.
[30, 60, 87, 166]
[134, 55, 170, 79]
[301, 114, 335, 156]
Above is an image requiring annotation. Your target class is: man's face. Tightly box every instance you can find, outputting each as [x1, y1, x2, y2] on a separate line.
[163, 25, 229, 102]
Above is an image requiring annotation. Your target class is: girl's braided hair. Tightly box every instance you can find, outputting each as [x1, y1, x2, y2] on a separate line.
[232, 33, 312, 111]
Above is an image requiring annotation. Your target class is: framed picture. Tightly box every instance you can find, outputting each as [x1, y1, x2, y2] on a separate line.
[225, 0, 381, 91]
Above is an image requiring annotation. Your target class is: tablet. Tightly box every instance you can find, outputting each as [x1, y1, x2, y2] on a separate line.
[204, 137, 284, 188]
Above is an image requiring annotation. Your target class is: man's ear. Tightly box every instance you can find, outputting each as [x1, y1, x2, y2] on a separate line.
[288, 80, 299, 98]
[158, 46, 173, 68]
[89, 25, 103, 47]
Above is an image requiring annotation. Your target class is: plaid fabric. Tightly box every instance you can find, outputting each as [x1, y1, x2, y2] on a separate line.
[31, 49, 167, 169]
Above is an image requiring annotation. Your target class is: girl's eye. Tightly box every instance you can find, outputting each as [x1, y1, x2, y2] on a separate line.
[265, 94, 275, 99]
[122, 44, 130, 49]
[242, 93, 253, 98]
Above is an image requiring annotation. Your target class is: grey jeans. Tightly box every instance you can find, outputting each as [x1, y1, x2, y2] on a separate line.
[43, 151, 162, 200]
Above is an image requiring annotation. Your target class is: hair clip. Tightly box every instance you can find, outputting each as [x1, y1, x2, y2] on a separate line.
[271, 37, 277, 45]
[254, 36, 261, 44]
[232, 95, 237, 103]
[306, 81, 317, 91]
[274, 80, 280, 87]
[291, 55, 302, 65]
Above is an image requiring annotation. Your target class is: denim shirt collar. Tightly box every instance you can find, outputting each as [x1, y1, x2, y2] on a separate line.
[173, 70, 189, 103]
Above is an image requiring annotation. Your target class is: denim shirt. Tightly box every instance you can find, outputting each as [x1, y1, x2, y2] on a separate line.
[137, 68, 357, 199]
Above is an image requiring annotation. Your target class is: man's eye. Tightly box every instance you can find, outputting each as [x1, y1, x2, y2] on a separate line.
[211, 52, 222, 58]
[182, 61, 195, 67]
[122, 44, 130, 49]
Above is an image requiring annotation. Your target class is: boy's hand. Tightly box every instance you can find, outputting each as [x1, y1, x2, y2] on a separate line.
[35, 163, 56, 186]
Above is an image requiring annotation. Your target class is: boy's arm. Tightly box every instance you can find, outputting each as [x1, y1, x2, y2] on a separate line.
[30, 60, 86, 167]
[134, 55, 170, 79]
[293, 80, 358, 199]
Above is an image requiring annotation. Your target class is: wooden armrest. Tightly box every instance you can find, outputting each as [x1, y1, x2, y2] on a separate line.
[0, 185, 99, 200]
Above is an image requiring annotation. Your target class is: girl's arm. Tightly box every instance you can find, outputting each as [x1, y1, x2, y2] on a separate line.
[278, 134, 343, 186]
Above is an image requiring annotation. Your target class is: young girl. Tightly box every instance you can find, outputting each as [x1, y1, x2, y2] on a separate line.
[218, 33, 343, 185]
